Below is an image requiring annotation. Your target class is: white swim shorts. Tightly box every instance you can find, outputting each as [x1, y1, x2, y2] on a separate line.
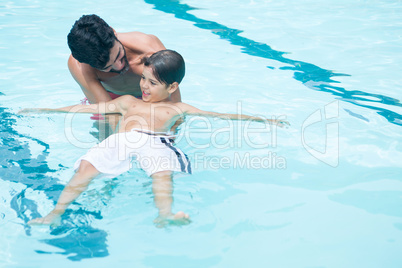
[73, 129, 191, 178]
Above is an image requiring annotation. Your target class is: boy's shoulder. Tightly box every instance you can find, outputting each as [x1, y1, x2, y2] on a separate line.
[173, 101, 190, 109]
[173, 102, 199, 114]
[119, 95, 140, 101]
[118, 95, 142, 109]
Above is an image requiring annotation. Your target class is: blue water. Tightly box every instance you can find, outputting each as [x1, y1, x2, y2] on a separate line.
[1, 0, 402, 267]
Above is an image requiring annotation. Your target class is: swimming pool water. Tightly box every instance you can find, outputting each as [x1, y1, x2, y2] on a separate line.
[1, 0, 402, 267]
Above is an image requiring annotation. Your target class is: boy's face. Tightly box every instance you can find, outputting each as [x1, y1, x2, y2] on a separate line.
[140, 66, 171, 102]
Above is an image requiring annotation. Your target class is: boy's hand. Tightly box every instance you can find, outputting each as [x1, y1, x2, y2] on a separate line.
[18, 108, 37, 115]
[271, 119, 290, 128]
[18, 108, 50, 115]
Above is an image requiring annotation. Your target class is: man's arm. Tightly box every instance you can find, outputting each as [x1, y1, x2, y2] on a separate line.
[68, 55, 113, 104]
[170, 87, 181, 102]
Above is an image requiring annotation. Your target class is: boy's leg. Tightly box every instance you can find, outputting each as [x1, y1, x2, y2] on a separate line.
[151, 170, 190, 226]
[92, 114, 121, 141]
[29, 160, 100, 226]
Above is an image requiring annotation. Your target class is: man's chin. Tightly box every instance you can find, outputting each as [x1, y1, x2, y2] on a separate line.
[109, 69, 121, 74]
[110, 60, 129, 74]
[109, 66, 126, 74]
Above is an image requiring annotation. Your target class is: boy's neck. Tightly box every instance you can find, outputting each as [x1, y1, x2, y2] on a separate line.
[144, 95, 173, 104]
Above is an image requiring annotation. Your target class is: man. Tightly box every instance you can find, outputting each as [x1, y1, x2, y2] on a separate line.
[67, 14, 181, 139]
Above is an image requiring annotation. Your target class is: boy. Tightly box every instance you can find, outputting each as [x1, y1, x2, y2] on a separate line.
[20, 50, 289, 227]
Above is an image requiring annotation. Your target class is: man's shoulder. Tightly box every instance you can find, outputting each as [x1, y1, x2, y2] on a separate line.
[118, 31, 150, 39]
[118, 32, 156, 45]
[117, 32, 165, 53]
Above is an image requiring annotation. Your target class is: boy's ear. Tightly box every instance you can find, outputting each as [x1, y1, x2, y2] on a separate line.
[167, 82, 179, 94]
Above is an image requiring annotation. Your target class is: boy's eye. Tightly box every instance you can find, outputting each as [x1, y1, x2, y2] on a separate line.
[150, 81, 156, 85]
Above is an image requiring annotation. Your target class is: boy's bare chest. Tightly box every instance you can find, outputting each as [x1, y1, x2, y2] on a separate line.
[125, 104, 181, 127]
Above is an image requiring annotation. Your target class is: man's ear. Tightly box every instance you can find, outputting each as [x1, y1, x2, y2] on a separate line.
[167, 82, 179, 94]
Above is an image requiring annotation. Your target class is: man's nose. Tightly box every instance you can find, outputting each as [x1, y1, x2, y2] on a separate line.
[113, 60, 124, 70]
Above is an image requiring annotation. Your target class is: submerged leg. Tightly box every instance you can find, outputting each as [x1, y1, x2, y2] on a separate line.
[29, 160, 100, 226]
[91, 114, 121, 142]
[151, 170, 190, 227]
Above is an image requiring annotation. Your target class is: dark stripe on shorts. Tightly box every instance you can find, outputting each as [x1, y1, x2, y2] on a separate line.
[184, 153, 192, 174]
[160, 137, 186, 173]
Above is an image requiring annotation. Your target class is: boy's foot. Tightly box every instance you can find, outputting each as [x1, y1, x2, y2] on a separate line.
[28, 213, 61, 227]
[154, 211, 191, 228]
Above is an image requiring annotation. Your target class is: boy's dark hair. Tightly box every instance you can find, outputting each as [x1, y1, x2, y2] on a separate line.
[67, 14, 116, 69]
[144, 50, 185, 85]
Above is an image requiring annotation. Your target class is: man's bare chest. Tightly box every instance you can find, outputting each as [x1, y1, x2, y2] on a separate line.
[97, 64, 143, 95]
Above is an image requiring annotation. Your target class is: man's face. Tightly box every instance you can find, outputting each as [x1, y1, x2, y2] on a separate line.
[100, 40, 128, 73]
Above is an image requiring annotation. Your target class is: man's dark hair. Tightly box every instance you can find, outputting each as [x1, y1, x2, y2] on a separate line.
[67, 14, 116, 69]
[144, 50, 185, 85]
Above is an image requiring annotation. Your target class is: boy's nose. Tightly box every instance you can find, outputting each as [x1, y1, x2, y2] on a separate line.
[141, 80, 148, 89]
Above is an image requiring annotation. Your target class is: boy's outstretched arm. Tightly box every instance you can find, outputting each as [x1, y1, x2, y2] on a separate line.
[179, 103, 290, 127]
[19, 95, 137, 116]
